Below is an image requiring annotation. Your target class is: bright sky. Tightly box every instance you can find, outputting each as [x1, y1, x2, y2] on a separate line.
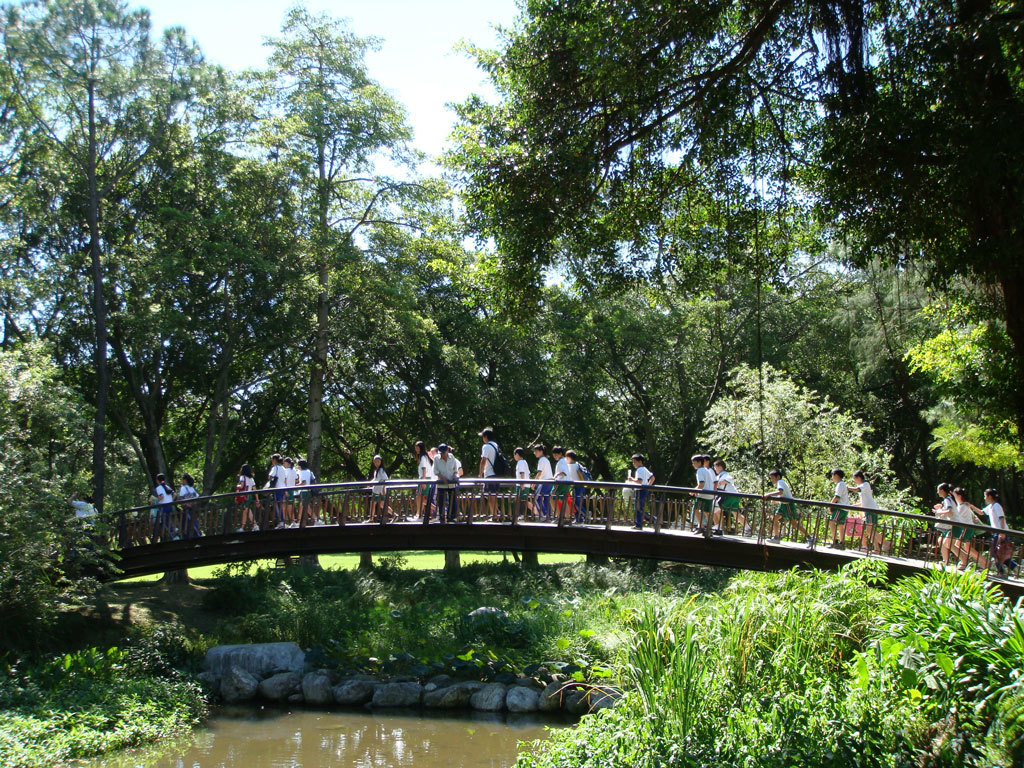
[141, 0, 520, 159]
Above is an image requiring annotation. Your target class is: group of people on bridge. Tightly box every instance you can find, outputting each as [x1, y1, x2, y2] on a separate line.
[135, 427, 1014, 576]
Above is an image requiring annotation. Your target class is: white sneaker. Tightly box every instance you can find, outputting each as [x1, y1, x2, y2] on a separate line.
[275, 522, 286, 530]
[235, 528, 244, 533]
[767, 536, 781, 544]
[252, 524, 260, 532]
[290, 522, 299, 529]
[742, 526, 752, 536]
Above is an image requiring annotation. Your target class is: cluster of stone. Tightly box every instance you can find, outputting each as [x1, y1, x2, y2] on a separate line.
[200, 642, 620, 715]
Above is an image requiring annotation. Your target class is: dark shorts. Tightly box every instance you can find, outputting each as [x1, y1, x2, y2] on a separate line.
[720, 496, 740, 512]
[484, 480, 501, 495]
[776, 502, 799, 521]
[829, 507, 848, 524]
[956, 526, 977, 541]
[274, 490, 285, 503]
[696, 498, 713, 514]
[864, 511, 879, 526]
[552, 483, 570, 499]
[516, 486, 531, 500]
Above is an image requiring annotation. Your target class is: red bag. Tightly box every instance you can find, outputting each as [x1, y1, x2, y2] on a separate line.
[235, 480, 248, 504]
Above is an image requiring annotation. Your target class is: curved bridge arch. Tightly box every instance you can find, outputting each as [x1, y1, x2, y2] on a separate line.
[108, 479, 1024, 599]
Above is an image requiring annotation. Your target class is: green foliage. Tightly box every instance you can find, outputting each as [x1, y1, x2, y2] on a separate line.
[703, 364, 916, 507]
[519, 566, 1023, 768]
[0, 628, 206, 768]
[0, 344, 114, 652]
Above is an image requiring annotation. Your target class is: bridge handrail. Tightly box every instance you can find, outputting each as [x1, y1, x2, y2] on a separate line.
[108, 476, 1023, 539]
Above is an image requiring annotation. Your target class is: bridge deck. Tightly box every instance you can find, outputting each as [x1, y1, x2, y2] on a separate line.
[114, 519, 1024, 599]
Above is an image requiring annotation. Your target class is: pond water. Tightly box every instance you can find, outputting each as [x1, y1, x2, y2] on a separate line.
[84, 707, 568, 768]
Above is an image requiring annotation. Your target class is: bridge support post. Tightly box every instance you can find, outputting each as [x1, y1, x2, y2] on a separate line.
[521, 551, 539, 569]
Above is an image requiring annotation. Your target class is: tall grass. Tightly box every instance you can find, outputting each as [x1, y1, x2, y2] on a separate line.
[518, 562, 1022, 768]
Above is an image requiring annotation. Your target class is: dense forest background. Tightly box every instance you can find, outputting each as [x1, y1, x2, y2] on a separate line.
[1, 0, 1021, 526]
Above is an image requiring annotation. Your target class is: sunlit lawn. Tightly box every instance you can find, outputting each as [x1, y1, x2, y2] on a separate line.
[120, 550, 586, 582]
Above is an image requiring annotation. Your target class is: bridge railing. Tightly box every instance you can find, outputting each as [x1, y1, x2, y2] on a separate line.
[106, 478, 1023, 580]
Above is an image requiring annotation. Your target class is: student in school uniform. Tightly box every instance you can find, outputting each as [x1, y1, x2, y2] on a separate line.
[280, 457, 298, 528]
[951, 487, 989, 570]
[627, 453, 655, 529]
[691, 455, 714, 533]
[368, 455, 391, 523]
[826, 469, 850, 549]
[852, 470, 882, 554]
[177, 472, 201, 539]
[565, 450, 587, 523]
[431, 444, 460, 523]
[152, 473, 176, 541]
[413, 441, 433, 523]
[296, 459, 317, 527]
[713, 459, 741, 535]
[513, 447, 533, 521]
[267, 454, 286, 528]
[966, 489, 1007, 573]
[763, 468, 812, 544]
[533, 444, 554, 522]
[235, 464, 258, 533]
[551, 446, 573, 526]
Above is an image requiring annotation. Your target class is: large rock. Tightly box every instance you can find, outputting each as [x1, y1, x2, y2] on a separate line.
[470, 682, 507, 711]
[506, 686, 540, 713]
[371, 682, 423, 708]
[204, 642, 305, 682]
[537, 681, 565, 712]
[259, 672, 300, 702]
[333, 680, 378, 706]
[302, 671, 335, 706]
[424, 674, 454, 692]
[423, 681, 483, 709]
[564, 689, 591, 715]
[588, 688, 622, 711]
[220, 665, 259, 703]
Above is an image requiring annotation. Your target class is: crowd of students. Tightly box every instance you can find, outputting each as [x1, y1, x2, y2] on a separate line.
[139, 428, 1014, 575]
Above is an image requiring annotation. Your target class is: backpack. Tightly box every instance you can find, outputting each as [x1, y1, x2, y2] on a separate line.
[489, 443, 511, 477]
[578, 465, 593, 482]
[308, 471, 319, 497]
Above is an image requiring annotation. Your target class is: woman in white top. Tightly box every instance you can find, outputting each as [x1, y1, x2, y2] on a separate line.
[177, 472, 201, 539]
[931, 483, 956, 565]
[513, 447, 533, 520]
[369, 455, 392, 523]
[413, 441, 433, 523]
[235, 464, 258, 532]
[951, 487, 988, 569]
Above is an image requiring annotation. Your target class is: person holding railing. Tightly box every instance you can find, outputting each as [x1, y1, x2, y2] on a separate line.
[969, 489, 1016, 575]
[951, 487, 989, 570]
[628, 453, 655, 529]
[932, 483, 956, 564]
[826, 469, 850, 549]
[853, 471, 882, 554]
[368, 455, 392, 523]
[764, 469, 813, 545]
[267, 454, 286, 528]
[414, 441, 433, 523]
[692, 455, 715, 533]
[713, 459, 742, 535]
[177, 473, 201, 539]
[533, 444, 554, 522]
[512, 448, 534, 521]
[432, 444, 460, 523]
[234, 464, 258, 532]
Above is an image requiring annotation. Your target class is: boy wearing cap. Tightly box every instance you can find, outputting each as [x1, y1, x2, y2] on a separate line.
[433, 443, 460, 523]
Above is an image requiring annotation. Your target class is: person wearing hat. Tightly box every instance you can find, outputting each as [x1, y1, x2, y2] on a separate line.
[433, 443, 460, 523]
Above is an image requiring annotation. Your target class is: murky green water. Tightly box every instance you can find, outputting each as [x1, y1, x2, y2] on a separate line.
[84, 707, 567, 768]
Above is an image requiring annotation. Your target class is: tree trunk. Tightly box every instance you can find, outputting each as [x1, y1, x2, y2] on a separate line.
[999, 273, 1024, 448]
[203, 340, 234, 494]
[307, 144, 330, 478]
[159, 569, 189, 585]
[521, 551, 539, 569]
[87, 80, 109, 513]
[358, 552, 373, 570]
[444, 550, 461, 571]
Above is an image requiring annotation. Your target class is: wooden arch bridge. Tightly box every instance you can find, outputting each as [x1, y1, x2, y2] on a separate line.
[105, 479, 1024, 598]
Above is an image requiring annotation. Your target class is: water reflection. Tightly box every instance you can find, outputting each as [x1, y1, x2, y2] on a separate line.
[84, 707, 567, 768]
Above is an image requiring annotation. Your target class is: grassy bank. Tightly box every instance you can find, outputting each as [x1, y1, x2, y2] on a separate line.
[0, 629, 206, 768]
[516, 561, 1024, 768]
[4, 556, 1022, 767]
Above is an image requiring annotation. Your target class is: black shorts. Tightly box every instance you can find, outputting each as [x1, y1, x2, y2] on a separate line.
[484, 481, 501, 495]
